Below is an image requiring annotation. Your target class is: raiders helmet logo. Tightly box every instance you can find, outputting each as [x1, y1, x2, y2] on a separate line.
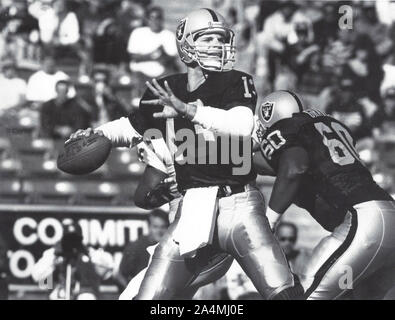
[176, 19, 186, 41]
[261, 101, 274, 122]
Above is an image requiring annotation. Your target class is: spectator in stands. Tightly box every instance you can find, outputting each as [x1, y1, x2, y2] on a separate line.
[326, 77, 378, 142]
[382, 87, 395, 123]
[116, 0, 146, 48]
[74, 0, 123, 77]
[0, 233, 8, 300]
[40, 80, 92, 139]
[226, 5, 257, 76]
[322, 28, 355, 76]
[275, 222, 311, 278]
[38, 0, 80, 56]
[258, 1, 301, 58]
[256, 0, 282, 32]
[115, 209, 169, 290]
[312, 1, 338, 48]
[0, 1, 40, 63]
[342, 34, 384, 103]
[81, 68, 130, 127]
[92, 18, 126, 66]
[354, 1, 391, 58]
[0, 59, 27, 115]
[256, 1, 310, 92]
[381, 29, 395, 87]
[276, 21, 319, 91]
[127, 6, 178, 103]
[234, 24, 257, 76]
[376, 0, 395, 26]
[371, 87, 395, 138]
[76, 0, 120, 40]
[31, 219, 113, 300]
[76, 0, 104, 41]
[26, 54, 74, 103]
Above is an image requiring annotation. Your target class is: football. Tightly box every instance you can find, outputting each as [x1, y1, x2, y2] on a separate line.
[57, 134, 112, 175]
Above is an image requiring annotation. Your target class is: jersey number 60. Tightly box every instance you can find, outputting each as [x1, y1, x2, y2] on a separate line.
[260, 130, 286, 160]
[314, 122, 360, 166]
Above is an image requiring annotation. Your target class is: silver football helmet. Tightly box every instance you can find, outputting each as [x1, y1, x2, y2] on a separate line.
[256, 90, 304, 130]
[175, 8, 236, 72]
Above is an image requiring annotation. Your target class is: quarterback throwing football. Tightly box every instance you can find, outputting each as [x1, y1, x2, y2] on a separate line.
[68, 9, 302, 300]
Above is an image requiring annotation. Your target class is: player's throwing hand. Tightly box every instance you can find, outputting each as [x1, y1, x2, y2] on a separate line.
[66, 128, 104, 144]
[141, 79, 188, 119]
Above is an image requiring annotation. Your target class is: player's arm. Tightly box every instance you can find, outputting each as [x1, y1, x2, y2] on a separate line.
[252, 151, 276, 176]
[66, 86, 158, 149]
[134, 165, 177, 209]
[190, 102, 254, 137]
[66, 117, 143, 148]
[96, 117, 143, 147]
[142, 75, 256, 137]
[134, 136, 179, 209]
[191, 74, 257, 136]
[267, 146, 310, 229]
[67, 83, 159, 147]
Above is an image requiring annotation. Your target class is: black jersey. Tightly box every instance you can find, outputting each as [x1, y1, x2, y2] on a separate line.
[293, 175, 347, 232]
[257, 108, 392, 211]
[129, 69, 257, 190]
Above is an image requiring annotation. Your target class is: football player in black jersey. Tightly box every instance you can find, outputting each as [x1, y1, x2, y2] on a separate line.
[253, 90, 395, 300]
[68, 9, 301, 300]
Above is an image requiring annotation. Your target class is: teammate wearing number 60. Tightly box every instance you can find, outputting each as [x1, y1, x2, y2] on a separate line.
[252, 90, 395, 300]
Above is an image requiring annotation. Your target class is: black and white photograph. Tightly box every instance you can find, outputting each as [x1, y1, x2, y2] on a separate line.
[0, 0, 395, 312]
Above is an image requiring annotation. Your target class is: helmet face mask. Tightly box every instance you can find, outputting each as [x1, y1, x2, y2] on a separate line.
[176, 9, 236, 72]
[192, 27, 235, 71]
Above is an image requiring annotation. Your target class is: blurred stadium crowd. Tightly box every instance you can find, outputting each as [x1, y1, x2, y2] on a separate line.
[1, 0, 395, 300]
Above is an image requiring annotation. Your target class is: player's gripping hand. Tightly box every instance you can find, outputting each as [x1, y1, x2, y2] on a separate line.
[141, 79, 193, 119]
[66, 128, 104, 144]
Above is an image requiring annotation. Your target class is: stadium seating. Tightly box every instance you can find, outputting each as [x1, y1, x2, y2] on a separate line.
[23, 180, 79, 205]
[76, 181, 121, 206]
[4, 111, 37, 136]
[19, 153, 58, 178]
[0, 137, 11, 156]
[15, 138, 54, 155]
[380, 142, 395, 169]
[106, 148, 145, 178]
[0, 152, 22, 178]
[118, 181, 140, 205]
[0, 179, 24, 203]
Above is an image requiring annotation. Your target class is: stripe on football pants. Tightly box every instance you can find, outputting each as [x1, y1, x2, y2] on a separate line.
[303, 209, 358, 299]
